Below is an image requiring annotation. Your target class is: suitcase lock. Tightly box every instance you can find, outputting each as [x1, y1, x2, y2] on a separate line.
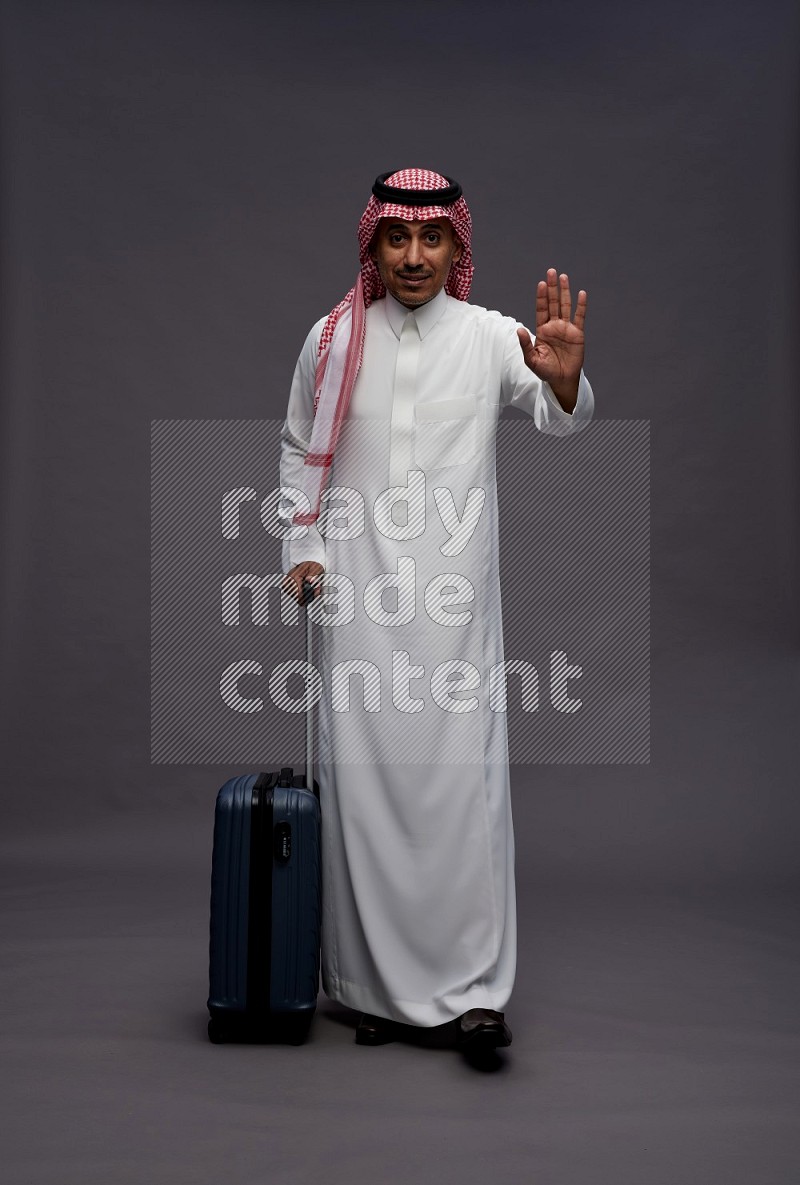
[274, 820, 292, 863]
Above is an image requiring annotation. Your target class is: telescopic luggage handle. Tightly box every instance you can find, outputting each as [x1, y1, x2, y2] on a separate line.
[299, 577, 319, 789]
[299, 577, 317, 608]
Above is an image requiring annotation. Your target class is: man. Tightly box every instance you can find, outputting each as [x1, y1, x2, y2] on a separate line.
[279, 168, 593, 1056]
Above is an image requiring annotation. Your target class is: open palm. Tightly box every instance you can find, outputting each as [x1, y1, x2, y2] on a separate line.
[517, 268, 587, 397]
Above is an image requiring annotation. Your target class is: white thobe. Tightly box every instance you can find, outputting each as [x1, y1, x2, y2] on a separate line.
[280, 287, 594, 1026]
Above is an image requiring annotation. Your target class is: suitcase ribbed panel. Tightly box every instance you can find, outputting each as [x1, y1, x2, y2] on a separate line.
[208, 775, 253, 1012]
[270, 785, 322, 1013]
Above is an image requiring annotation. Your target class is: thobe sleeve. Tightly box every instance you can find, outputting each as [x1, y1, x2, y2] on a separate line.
[279, 318, 328, 574]
[499, 322, 594, 436]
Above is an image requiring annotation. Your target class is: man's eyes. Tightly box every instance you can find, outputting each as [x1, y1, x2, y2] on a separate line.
[388, 233, 441, 245]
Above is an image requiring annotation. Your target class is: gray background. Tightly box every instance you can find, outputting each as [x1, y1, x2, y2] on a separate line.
[1, 1, 798, 1182]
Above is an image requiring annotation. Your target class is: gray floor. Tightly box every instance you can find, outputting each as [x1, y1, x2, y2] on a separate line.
[2, 628, 799, 1184]
[2, 815, 798, 1184]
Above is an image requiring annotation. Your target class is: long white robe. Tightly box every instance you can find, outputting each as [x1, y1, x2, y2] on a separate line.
[280, 287, 594, 1026]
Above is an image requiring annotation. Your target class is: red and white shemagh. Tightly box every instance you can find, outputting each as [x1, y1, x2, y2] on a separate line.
[292, 168, 474, 527]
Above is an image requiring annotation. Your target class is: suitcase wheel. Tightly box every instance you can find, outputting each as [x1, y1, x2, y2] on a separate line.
[207, 1017, 227, 1044]
[281, 1013, 313, 1045]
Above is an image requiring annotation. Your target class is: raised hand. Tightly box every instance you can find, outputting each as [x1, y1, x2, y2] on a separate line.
[517, 268, 587, 409]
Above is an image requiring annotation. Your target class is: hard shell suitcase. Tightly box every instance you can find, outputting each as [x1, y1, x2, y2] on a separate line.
[207, 580, 321, 1044]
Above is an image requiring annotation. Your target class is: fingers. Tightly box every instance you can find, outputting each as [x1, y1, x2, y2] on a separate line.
[281, 570, 301, 602]
[559, 273, 572, 321]
[282, 562, 324, 602]
[518, 326, 544, 377]
[517, 325, 534, 364]
[546, 268, 559, 320]
[574, 288, 587, 332]
[535, 281, 548, 331]
[538, 268, 587, 329]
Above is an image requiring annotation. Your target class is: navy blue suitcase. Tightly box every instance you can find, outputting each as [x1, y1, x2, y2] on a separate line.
[207, 582, 321, 1044]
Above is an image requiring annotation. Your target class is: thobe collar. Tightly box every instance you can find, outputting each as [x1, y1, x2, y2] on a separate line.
[383, 287, 449, 340]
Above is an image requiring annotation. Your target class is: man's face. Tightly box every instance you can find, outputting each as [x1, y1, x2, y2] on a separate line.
[369, 218, 463, 309]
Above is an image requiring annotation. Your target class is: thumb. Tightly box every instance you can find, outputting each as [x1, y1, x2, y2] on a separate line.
[517, 326, 536, 368]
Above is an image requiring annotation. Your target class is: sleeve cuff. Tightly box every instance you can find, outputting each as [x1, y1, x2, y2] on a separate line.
[541, 371, 594, 434]
[282, 529, 326, 574]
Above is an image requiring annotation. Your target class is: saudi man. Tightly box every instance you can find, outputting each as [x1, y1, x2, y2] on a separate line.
[279, 168, 594, 1055]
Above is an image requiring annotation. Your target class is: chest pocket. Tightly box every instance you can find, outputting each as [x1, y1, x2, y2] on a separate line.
[414, 396, 478, 471]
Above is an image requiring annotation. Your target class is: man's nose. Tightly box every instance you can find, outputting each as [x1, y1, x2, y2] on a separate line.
[404, 237, 423, 267]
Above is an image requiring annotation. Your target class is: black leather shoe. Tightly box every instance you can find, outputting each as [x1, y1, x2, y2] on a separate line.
[455, 1008, 512, 1051]
[355, 1013, 397, 1046]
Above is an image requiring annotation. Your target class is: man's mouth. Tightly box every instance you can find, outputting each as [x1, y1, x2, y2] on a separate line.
[398, 274, 431, 284]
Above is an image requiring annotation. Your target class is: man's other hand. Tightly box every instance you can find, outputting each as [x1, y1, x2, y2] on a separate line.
[283, 561, 325, 603]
